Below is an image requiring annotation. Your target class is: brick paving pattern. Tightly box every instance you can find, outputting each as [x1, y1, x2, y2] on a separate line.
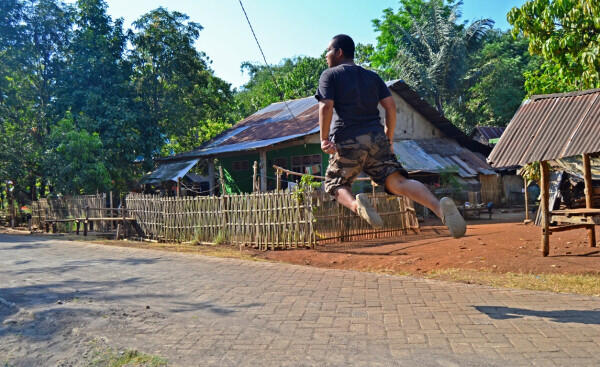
[1, 234, 600, 366]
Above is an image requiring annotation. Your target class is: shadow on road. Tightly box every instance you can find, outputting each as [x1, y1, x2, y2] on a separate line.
[474, 305, 600, 325]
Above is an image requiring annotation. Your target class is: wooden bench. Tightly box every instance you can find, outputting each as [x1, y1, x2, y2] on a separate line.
[74, 217, 136, 237]
[459, 206, 492, 220]
[43, 218, 77, 233]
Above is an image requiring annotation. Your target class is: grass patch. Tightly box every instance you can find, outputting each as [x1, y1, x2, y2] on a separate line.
[89, 346, 167, 367]
[427, 268, 600, 296]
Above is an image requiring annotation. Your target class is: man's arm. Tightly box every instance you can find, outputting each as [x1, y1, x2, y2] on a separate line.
[319, 99, 336, 154]
[380, 96, 396, 146]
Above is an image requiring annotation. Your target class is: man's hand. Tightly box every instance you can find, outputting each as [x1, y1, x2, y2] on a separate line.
[321, 139, 336, 154]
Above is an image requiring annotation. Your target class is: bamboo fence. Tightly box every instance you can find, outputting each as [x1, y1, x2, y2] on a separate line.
[126, 191, 419, 249]
[31, 194, 107, 232]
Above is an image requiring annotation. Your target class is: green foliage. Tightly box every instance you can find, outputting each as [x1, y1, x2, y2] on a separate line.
[447, 31, 540, 131]
[131, 7, 235, 155]
[370, 0, 451, 71]
[439, 168, 463, 192]
[235, 56, 327, 117]
[213, 230, 227, 245]
[369, 0, 494, 116]
[0, 0, 239, 201]
[89, 347, 167, 367]
[508, 0, 600, 94]
[221, 167, 242, 195]
[519, 161, 540, 185]
[46, 114, 111, 194]
[292, 174, 322, 203]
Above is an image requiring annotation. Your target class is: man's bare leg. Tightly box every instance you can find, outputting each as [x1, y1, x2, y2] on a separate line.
[385, 171, 466, 237]
[334, 187, 383, 227]
[384, 172, 442, 218]
[334, 187, 358, 212]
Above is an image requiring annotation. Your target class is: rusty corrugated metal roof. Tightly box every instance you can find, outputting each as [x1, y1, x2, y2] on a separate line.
[393, 138, 495, 177]
[471, 126, 505, 140]
[488, 89, 600, 168]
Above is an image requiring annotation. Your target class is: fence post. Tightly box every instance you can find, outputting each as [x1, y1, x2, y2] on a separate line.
[276, 168, 282, 192]
[83, 206, 89, 236]
[219, 166, 226, 196]
[122, 199, 127, 239]
[110, 191, 114, 230]
[252, 161, 258, 192]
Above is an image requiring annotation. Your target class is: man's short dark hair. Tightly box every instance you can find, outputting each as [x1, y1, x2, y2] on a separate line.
[331, 34, 355, 59]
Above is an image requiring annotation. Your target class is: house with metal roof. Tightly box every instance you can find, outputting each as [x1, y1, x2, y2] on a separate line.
[488, 88, 600, 256]
[149, 80, 495, 196]
[471, 126, 505, 147]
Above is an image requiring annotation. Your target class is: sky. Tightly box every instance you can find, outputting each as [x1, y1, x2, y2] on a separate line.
[91, 0, 527, 88]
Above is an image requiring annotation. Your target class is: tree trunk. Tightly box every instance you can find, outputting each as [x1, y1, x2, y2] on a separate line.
[435, 94, 444, 116]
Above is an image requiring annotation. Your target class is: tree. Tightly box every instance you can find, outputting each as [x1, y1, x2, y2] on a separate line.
[372, 0, 493, 115]
[508, 0, 600, 94]
[45, 114, 111, 194]
[130, 7, 236, 155]
[371, 0, 453, 73]
[60, 0, 151, 191]
[446, 31, 540, 131]
[235, 56, 327, 117]
[0, 0, 74, 200]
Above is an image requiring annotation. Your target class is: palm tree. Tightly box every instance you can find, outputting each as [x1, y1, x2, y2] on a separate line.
[388, 1, 493, 116]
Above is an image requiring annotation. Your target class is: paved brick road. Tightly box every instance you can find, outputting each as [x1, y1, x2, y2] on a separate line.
[1, 234, 600, 366]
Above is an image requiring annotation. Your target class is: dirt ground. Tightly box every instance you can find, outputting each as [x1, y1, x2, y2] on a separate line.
[3, 211, 600, 276]
[258, 212, 600, 276]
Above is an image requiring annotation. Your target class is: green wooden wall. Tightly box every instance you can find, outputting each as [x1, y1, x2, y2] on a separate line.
[217, 143, 328, 193]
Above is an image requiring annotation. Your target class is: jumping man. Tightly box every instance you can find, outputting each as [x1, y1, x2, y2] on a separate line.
[315, 34, 466, 238]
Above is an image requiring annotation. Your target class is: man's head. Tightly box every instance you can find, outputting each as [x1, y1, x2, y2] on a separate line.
[326, 34, 355, 67]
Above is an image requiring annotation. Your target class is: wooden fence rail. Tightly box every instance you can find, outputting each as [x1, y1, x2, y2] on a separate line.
[126, 191, 419, 249]
[30, 191, 419, 249]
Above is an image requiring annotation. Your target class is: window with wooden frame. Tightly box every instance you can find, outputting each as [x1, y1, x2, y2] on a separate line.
[271, 157, 288, 169]
[291, 154, 322, 176]
[232, 160, 249, 171]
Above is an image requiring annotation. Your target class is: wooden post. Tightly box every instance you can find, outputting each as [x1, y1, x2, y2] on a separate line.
[219, 166, 226, 196]
[109, 191, 114, 230]
[582, 153, 596, 247]
[83, 206, 89, 236]
[524, 178, 530, 222]
[208, 160, 215, 196]
[540, 161, 550, 256]
[252, 161, 258, 192]
[122, 204, 127, 239]
[259, 150, 267, 192]
[276, 168, 282, 191]
[177, 177, 181, 197]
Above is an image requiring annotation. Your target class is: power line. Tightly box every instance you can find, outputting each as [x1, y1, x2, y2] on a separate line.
[237, 0, 299, 122]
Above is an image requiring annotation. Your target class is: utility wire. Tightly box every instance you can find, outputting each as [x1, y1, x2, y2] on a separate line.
[237, 0, 299, 122]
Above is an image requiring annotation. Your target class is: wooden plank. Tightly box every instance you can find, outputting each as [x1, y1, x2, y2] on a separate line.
[549, 224, 595, 233]
[549, 224, 594, 234]
[540, 161, 550, 256]
[551, 215, 599, 225]
[551, 208, 600, 215]
[582, 153, 596, 248]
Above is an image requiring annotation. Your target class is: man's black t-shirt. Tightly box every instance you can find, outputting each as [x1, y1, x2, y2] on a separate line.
[315, 64, 391, 142]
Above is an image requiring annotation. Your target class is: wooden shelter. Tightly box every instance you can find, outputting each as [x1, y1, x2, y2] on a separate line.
[488, 89, 600, 256]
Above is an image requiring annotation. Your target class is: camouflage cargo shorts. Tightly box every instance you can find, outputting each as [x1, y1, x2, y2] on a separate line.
[324, 132, 408, 195]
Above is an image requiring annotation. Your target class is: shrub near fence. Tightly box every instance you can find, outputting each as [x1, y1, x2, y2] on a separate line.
[126, 191, 419, 249]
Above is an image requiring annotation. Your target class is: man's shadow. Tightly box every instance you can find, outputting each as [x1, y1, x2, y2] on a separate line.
[475, 305, 600, 325]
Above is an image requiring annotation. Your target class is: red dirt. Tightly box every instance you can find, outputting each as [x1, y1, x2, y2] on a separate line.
[258, 215, 600, 275]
